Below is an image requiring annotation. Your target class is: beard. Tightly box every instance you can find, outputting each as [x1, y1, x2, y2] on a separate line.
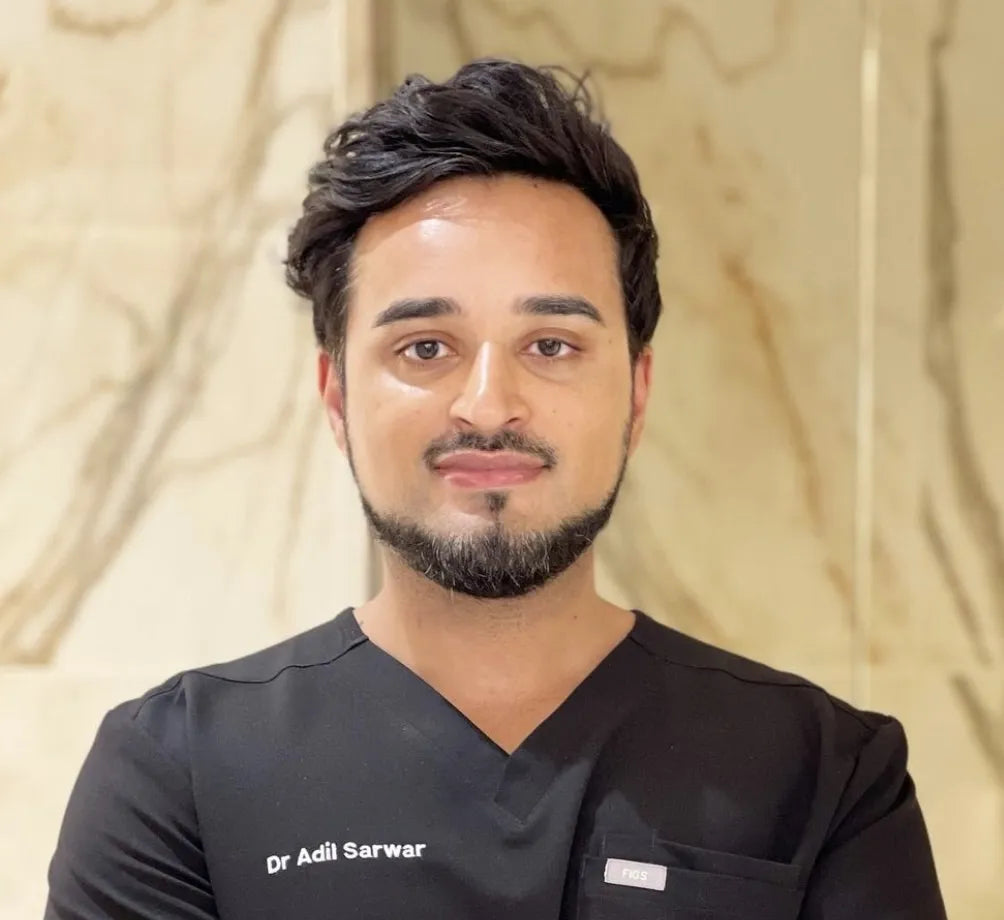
[347, 422, 632, 600]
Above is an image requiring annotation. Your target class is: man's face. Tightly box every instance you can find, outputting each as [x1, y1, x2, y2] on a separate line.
[319, 174, 651, 598]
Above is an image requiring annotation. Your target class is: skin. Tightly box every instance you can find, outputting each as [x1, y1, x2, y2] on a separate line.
[318, 174, 653, 753]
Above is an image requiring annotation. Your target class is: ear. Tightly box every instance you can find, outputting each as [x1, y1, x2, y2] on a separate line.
[627, 347, 653, 457]
[317, 349, 348, 454]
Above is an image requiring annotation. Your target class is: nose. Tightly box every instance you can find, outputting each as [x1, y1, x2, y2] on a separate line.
[449, 342, 529, 433]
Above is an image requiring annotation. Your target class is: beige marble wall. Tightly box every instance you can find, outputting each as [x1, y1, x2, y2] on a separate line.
[0, 1, 369, 915]
[374, 0, 1003, 915]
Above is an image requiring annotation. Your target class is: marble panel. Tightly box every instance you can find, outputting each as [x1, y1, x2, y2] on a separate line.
[871, 0, 1004, 669]
[0, 0, 368, 670]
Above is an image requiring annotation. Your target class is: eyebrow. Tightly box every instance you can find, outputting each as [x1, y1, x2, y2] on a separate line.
[373, 297, 460, 328]
[521, 295, 605, 325]
[372, 295, 606, 328]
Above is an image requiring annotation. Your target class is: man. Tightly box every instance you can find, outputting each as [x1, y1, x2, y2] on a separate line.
[46, 60, 946, 919]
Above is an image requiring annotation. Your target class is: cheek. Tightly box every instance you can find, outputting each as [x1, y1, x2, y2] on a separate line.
[550, 405, 628, 490]
[347, 375, 442, 469]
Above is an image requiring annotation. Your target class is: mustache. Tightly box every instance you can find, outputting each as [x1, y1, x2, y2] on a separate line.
[424, 430, 558, 469]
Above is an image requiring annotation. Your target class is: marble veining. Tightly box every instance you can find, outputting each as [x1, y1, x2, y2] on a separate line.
[0, 0, 333, 664]
[48, 0, 176, 38]
[439, 0, 795, 84]
[924, 0, 1004, 783]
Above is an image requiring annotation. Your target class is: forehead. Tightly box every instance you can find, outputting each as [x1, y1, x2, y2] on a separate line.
[350, 174, 622, 319]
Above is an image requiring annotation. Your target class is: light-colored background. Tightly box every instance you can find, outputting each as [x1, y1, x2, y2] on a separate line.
[1, 0, 1001, 917]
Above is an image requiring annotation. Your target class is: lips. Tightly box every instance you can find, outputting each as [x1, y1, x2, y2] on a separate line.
[435, 451, 545, 472]
[434, 451, 547, 488]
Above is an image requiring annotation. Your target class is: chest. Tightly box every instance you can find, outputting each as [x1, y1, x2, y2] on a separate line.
[187, 638, 817, 919]
[195, 750, 805, 920]
[191, 703, 808, 919]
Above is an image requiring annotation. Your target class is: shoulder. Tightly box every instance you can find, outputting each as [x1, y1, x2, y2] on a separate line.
[116, 608, 363, 766]
[628, 610, 896, 752]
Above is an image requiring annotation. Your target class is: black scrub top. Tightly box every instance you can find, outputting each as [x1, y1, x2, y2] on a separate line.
[45, 608, 946, 919]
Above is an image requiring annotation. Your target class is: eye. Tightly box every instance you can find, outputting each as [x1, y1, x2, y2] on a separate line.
[400, 339, 452, 361]
[528, 338, 576, 359]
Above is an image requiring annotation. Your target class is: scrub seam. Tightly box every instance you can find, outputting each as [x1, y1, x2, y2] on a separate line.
[626, 634, 884, 735]
[133, 617, 366, 716]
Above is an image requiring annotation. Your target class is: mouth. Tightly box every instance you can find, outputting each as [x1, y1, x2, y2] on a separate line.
[433, 451, 548, 489]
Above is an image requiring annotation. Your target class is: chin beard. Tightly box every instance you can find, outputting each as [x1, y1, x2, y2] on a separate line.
[358, 473, 625, 600]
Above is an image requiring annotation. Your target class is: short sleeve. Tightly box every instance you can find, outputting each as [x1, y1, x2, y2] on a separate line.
[45, 703, 219, 919]
[800, 717, 947, 919]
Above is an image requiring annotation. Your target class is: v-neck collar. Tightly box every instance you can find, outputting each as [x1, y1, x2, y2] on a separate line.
[337, 607, 653, 825]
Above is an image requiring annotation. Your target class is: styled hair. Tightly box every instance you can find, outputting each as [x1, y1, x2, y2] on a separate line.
[285, 58, 661, 376]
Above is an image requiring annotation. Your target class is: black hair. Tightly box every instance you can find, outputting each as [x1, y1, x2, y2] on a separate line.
[285, 58, 661, 376]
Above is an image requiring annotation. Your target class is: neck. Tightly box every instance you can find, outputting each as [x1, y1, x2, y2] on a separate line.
[353, 548, 633, 705]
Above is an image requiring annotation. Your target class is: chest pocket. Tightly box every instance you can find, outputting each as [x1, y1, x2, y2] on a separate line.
[576, 835, 804, 919]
